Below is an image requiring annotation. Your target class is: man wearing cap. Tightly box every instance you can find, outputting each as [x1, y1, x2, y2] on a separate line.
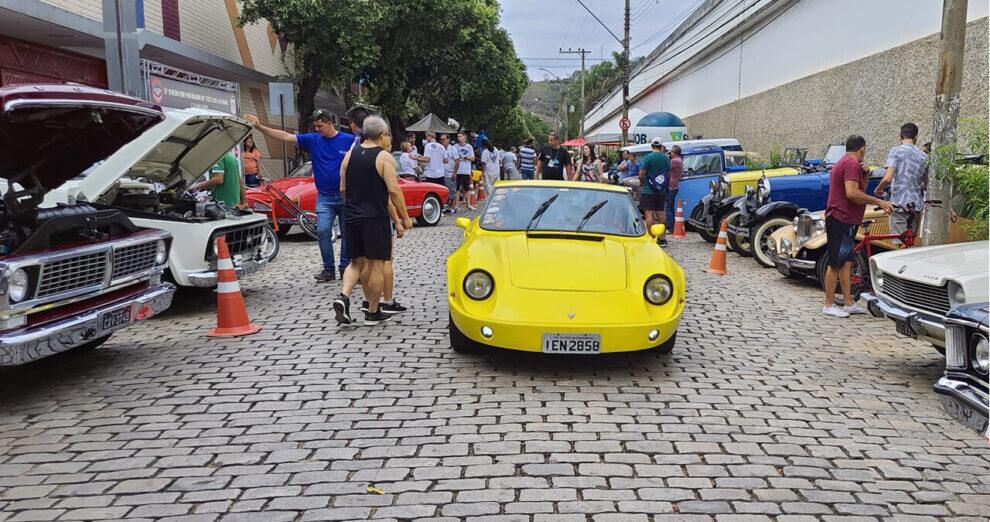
[639, 136, 671, 246]
[244, 109, 356, 282]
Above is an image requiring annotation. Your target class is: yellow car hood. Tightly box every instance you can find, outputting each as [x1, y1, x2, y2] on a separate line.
[505, 235, 626, 291]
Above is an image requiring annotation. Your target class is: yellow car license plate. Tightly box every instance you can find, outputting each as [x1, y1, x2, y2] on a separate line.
[542, 333, 601, 354]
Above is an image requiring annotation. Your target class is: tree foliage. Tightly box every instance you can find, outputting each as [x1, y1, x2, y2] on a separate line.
[239, 0, 528, 145]
[558, 53, 645, 139]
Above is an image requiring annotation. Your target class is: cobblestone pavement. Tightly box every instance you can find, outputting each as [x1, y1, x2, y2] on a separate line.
[0, 217, 988, 522]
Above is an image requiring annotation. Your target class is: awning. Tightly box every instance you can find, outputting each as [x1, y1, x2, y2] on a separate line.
[406, 113, 459, 133]
[562, 137, 586, 147]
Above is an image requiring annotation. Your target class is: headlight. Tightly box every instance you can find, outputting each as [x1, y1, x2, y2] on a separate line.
[644, 275, 673, 305]
[8, 268, 29, 303]
[463, 270, 494, 300]
[155, 240, 168, 264]
[870, 259, 883, 290]
[745, 185, 754, 197]
[779, 238, 792, 254]
[253, 202, 273, 212]
[949, 283, 966, 305]
[757, 176, 770, 202]
[973, 333, 989, 374]
[812, 218, 826, 237]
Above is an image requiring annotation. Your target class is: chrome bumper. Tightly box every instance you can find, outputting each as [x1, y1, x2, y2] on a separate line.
[934, 376, 989, 433]
[780, 256, 816, 270]
[863, 292, 946, 346]
[188, 258, 268, 287]
[0, 283, 175, 366]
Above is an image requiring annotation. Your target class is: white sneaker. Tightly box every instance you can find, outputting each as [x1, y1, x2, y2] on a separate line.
[822, 305, 850, 318]
[468, 205, 477, 211]
[844, 304, 866, 315]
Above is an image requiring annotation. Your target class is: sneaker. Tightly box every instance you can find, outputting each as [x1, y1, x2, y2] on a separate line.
[360, 300, 370, 313]
[658, 237, 668, 247]
[844, 304, 867, 315]
[333, 294, 351, 325]
[468, 205, 477, 211]
[443, 208, 454, 215]
[314, 270, 336, 283]
[822, 305, 850, 318]
[381, 300, 408, 315]
[364, 310, 391, 326]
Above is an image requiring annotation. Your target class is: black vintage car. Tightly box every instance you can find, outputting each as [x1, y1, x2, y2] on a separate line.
[934, 303, 989, 434]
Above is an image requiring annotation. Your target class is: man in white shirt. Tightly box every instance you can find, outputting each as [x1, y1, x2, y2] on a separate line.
[450, 132, 476, 212]
[440, 134, 458, 212]
[422, 132, 447, 187]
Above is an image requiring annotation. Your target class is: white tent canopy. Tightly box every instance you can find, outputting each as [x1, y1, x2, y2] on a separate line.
[406, 113, 459, 133]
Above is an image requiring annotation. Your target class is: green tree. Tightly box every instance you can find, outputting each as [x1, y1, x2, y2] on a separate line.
[521, 111, 552, 144]
[238, 0, 382, 131]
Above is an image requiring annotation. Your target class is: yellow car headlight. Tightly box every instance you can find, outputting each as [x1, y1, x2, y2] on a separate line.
[644, 275, 673, 305]
[463, 270, 494, 300]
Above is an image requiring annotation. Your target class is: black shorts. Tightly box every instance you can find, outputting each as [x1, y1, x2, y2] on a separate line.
[639, 192, 664, 212]
[825, 215, 857, 268]
[456, 174, 471, 192]
[345, 219, 392, 261]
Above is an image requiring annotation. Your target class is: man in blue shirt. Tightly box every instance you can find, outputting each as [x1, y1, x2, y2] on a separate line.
[245, 109, 356, 282]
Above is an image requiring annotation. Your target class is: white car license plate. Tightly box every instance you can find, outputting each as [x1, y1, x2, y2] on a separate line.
[99, 306, 131, 332]
[542, 333, 601, 354]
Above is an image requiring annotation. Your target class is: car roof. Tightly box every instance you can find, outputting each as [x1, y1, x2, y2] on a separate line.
[494, 180, 630, 194]
[622, 139, 734, 154]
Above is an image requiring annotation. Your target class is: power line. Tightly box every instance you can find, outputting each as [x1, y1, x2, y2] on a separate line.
[574, 0, 623, 44]
[631, 0, 704, 51]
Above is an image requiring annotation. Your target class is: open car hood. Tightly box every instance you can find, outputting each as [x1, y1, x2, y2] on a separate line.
[73, 108, 251, 200]
[0, 84, 163, 213]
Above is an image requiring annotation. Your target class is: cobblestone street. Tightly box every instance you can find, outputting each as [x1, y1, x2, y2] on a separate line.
[0, 217, 987, 521]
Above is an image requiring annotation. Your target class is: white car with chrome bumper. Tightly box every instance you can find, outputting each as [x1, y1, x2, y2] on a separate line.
[863, 241, 989, 348]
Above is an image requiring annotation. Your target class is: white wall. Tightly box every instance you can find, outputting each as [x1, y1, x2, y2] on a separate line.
[585, 0, 990, 136]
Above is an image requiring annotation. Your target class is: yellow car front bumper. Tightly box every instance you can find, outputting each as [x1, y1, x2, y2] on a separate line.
[449, 300, 683, 353]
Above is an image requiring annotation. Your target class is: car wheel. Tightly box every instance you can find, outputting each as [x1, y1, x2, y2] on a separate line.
[655, 332, 676, 354]
[448, 314, 473, 353]
[752, 217, 792, 268]
[690, 205, 716, 243]
[416, 194, 443, 227]
[724, 212, 752, 256]
[297, 211, 319, 240]
[275, 225, 292, 239]
[260, 226, 280, 262]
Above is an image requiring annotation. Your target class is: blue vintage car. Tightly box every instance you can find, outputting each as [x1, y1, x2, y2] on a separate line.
[934, 303, 989, 434]
[725, 145, 883, 267]
[620, 140, 734, 221]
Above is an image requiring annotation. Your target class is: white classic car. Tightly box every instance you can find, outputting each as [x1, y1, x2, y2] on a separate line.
[44, 108, 277, 287]
[864, 241, 989, 348]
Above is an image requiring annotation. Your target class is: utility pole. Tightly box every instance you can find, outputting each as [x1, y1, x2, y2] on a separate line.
[622, 0, 631, 147]
[920, 0, 968, 246]
[559, 47, 589, 137]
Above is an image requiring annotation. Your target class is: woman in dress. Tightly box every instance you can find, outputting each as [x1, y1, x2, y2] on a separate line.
[576, 144, 603, 182]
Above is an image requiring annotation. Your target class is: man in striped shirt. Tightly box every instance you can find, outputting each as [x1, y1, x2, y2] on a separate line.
[518, 138, 536, 180]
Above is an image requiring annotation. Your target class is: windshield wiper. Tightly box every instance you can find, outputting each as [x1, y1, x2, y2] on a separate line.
[575, 200, 608, 233]
[526, 194, 559, 232]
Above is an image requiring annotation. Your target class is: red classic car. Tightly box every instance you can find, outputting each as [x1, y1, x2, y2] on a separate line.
[245, 162, 449, 238]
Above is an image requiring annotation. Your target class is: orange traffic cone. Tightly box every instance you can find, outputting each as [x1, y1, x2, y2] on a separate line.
[207, 236, 262, 337]
[672, 199, 687, 239]
[705, 219, 729, 275]
[468, 183, 477, 208]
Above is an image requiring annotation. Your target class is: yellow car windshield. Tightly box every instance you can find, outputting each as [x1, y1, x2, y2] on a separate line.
[480, 186, 645, 237]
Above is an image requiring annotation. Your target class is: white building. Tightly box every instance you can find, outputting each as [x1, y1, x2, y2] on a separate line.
[584, 0, 989, 161]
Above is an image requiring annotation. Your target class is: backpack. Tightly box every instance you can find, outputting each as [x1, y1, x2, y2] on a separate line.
[645, 154, 669, 193]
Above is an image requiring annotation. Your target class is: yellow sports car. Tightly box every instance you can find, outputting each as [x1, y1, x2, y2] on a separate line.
[447, 180, 686, 354]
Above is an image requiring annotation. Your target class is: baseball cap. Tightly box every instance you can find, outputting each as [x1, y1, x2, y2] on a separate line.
[650, 136, 663, 146]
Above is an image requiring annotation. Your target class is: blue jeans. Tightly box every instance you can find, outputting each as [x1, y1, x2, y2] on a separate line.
[521, 168, 534, 180]
[316, 193, 348, 273]
[665, 188, 679, 229]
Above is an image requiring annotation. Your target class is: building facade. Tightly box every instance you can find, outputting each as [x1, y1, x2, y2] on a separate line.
[583, 0, 989, 163]
[0, 0, 348, 175]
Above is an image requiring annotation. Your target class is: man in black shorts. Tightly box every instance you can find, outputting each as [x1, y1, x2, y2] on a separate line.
[333, 116, 413, 326]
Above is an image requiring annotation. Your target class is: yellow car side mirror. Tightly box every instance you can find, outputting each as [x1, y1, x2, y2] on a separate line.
[650, 224, 666, 237]
[455, 217, 471, 229]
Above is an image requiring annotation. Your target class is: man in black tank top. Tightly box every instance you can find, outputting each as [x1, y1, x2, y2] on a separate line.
[332, 116, 413, 326]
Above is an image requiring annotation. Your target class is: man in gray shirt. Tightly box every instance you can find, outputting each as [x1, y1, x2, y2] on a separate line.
[875, 122, 928, 241]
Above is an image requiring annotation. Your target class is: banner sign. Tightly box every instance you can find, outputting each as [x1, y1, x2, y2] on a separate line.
[148, 74, 238, 114]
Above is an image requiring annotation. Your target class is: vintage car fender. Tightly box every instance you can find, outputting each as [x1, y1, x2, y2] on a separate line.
[754, 201, 802, 221]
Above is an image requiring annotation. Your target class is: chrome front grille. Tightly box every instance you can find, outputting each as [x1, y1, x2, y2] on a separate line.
[37, 252, 109, 298]
[881, 273, 950, 316]
[219, 224, 265, 257]
[112, 242, 158, 280]
[796, 215, 814, 245]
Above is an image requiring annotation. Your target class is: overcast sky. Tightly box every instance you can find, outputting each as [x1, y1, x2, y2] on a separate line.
[500, 0, 703, 81]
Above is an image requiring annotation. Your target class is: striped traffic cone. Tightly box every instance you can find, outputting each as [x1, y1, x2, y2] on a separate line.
[672, 199, 687, 239]
[705, 219, 729, 275]
[207, 236, 262, 337]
